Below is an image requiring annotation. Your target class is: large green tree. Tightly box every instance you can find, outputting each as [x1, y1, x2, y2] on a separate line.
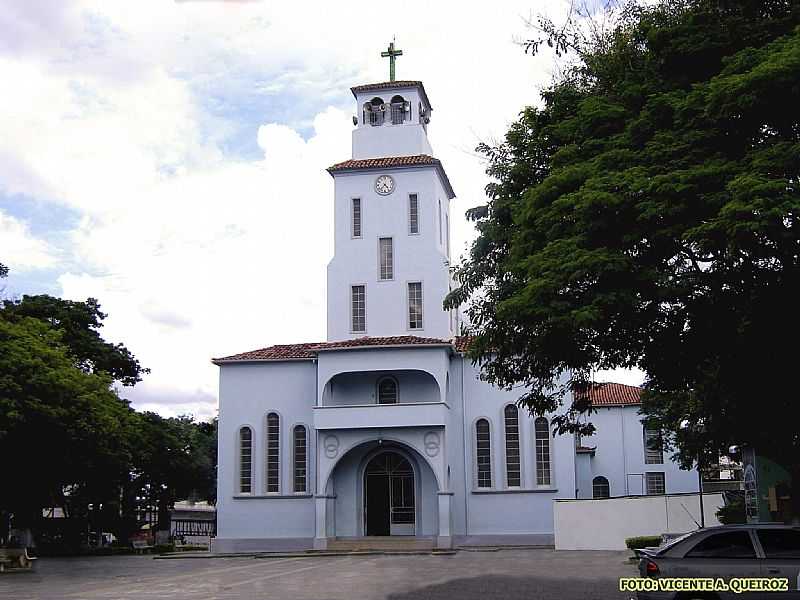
[0, 315, 138, 531]
[447, 0, 800, 515]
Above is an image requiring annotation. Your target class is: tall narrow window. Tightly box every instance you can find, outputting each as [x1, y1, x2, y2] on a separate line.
[504, 405, 521, 487]
[408, 194, 419, 234]
[592, 476, 610, 499]
[445, 214, 450, 258]
[438, 199, 442, 244]
[644, 428, 664, 464]
[407, 282, 423, 329]
[379, 237, 393, 280]
[293, 425, 307, 493]
[266, 413, 280, 493]
[239, 427, 253, 494]
[476, 419, 492, 488]
[351, 198, 361, 238]
[645, 472, 666, 495]
[377, 377, 398, 404]
[535, 417, 551, 486]
[351, 285, 365, 332]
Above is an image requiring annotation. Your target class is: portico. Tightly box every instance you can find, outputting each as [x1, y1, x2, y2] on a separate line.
[313, 430, 452, 550]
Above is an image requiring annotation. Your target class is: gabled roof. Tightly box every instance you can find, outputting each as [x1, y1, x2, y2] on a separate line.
[575, 382, 642, 406]
[212, 335, 452, 364]
[326, 154, 455, 199]
[350, 81, 432, 110]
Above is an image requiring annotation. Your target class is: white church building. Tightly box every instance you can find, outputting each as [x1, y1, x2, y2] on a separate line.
[211, 75, 698, 553]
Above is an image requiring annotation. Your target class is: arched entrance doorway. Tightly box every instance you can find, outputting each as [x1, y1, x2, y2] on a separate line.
[363, 451, 415, 536]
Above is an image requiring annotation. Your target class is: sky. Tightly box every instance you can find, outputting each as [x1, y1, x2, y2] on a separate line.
[0, 0, 643, 422]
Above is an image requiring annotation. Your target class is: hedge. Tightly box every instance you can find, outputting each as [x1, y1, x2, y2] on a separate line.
[625, 535, 662, 550]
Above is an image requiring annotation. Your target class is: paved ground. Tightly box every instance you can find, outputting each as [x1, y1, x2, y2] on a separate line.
[0, 548, 637, 600]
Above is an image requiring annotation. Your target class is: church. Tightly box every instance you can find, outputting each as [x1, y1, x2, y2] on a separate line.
[211, 53, 698, 553]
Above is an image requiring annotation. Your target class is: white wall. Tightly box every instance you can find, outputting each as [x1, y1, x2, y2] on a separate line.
[577, 406, 699, 499]
[327, 167, 453, 341]
[216, 361, 317, 543]
[454, 360, 576, 537]
[554, 493, 725, 550]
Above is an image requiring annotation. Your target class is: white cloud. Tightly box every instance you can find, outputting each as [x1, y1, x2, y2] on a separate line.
[2, 0, 581, 417]
[0, 210, 58, 271]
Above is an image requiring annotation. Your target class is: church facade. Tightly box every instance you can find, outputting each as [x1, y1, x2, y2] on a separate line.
[211, 78, 698, 553]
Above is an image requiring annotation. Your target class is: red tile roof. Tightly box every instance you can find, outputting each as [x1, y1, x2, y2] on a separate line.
[212, 335, 452, 363]
[351, 80, 424, 93]
[575, 382, 642, 406]
[327, 154, 440, 172]
[212, 343, 320, 362]
[316, 335, 452, 351]
[327, 154, 455, 199]
[453, 335, 473, 353]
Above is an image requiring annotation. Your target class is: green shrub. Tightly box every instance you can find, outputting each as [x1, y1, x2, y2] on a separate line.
[154, 543, 175, 554]
[625, 535, 662, 550]
[717, 494, 746, 524]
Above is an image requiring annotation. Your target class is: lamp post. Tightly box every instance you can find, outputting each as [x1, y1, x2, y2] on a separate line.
[698, 457, 705, 528]
[681, 418, 706, 529]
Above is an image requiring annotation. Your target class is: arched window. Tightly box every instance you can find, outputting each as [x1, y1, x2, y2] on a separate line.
[476, 418, 492, 488]
[377, 377, 398, 404]
[534, 417, 551, 486]
[293, 425, 307, 493]
[239, 427, 253, 494]
[592, 476, 610, 499]
[364, 96, 385, 126]
[390, 94, 407, 124]
[504, 405, 521, 487]
[266, 413, 280, 493]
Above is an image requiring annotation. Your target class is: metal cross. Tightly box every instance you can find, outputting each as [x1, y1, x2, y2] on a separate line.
[381, 40, 403, 82]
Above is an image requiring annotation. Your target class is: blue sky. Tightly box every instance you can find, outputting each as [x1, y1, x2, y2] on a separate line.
[0, 0, 643, 420]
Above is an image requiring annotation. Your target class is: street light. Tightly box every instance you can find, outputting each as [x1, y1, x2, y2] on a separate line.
[680, 418, 705, 528]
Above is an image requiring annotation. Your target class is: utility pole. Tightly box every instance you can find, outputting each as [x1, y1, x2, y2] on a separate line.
[698, 457, 705, 528]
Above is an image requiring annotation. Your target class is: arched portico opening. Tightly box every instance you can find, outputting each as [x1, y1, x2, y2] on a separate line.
[322, 438, 440, 540]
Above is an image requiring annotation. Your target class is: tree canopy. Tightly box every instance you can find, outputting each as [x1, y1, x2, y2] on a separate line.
[446, 0, 800, 501]
[1, 295, 148, 386]
[0, 264, 216, 548]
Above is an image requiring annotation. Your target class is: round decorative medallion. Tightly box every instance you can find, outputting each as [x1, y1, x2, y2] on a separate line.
[323, 434, 340, 459]
[423, 431, 440, 457]
[375, 174, 395, 195]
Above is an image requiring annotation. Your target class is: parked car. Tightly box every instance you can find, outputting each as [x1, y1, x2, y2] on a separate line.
[636, 524, 800, 600]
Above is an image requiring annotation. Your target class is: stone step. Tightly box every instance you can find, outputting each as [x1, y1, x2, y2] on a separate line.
[327, 537, 435, 551]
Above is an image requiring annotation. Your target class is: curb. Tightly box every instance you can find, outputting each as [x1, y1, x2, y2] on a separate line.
[154, 548, 457, 560]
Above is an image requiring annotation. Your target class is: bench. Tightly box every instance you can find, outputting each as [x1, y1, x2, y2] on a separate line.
[131, 539, 154, 554]
[0, 548, 37, 572]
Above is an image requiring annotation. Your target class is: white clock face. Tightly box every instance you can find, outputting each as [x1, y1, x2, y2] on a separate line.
[375, 174, 395, 195]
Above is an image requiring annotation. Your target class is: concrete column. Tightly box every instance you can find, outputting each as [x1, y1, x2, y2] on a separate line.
[314, 495, 329, 549]
[437, 491, 454, 549]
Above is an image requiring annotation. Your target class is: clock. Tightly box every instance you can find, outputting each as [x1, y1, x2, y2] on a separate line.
[375, 174, 395, 195]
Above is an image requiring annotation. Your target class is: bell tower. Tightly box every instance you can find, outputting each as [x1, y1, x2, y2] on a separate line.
[325, 46, 456, 341]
